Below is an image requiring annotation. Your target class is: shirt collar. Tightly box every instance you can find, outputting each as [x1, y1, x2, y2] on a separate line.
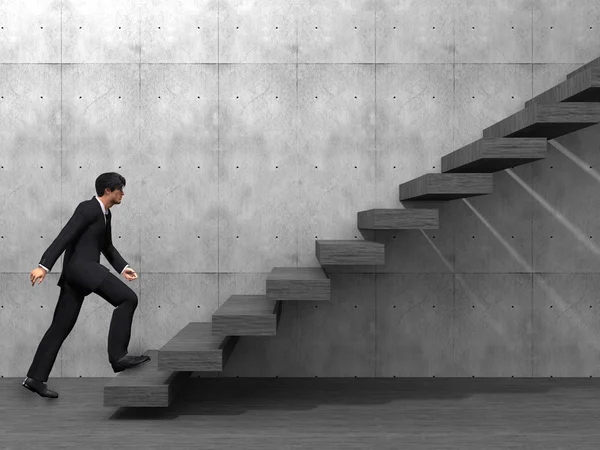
[94, 196, 108, 216]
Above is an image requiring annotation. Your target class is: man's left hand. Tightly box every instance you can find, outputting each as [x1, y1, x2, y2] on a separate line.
[122, 267, 138, 281]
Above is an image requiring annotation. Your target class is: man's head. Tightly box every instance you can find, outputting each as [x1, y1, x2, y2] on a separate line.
[96, 172, 126, 209]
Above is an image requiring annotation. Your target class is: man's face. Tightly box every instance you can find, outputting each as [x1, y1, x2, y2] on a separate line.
[113, 188, 123, 203]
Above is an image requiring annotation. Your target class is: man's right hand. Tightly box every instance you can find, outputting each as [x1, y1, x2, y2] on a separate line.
[30, 267, 46, 286]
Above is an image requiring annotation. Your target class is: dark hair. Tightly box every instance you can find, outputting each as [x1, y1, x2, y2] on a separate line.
[95, 172, 126, 197]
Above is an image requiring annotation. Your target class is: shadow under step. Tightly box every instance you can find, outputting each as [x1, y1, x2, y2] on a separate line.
[482, 102, 600, 139]
[567, 57, 600, 80]
[398, 173, 493, 201]
[525, 67, 600, 107]
[441, 137, 547, 173]
[212, 295, 281, 336]
[357, 208, 439, 229]
[104, 349, 191, 408]
[316, 240, 385, 265]
[266, 267, 331, 301]
[158, 322, 238, 371]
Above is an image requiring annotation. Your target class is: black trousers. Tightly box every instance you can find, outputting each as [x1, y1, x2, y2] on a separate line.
[27, 271, 138, 382]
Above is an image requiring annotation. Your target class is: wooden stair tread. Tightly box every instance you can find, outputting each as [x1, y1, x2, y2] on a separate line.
[104, 349, 191, 407]
[158, 322, 238, 371]
[567, 57, 600, 79]
[398, 173, 493, 201]
[441, 137, 547, 173]
[105, 350, 175, 386]
[316, 240, 385, 266]
[214, 295, 278, 315]
[159, 322, 229, 352]
[266, 267, 331, 302]
[212, 296, 281, 336]
[525, 67, 600, 107]
[482, 102, 600, 139]
[357, 208, 439, 229]
[268, 266, 329, 281]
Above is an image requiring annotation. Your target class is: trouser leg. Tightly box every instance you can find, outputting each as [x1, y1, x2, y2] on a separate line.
[93, 273, 139, 364]
[26, 283, 84, 382]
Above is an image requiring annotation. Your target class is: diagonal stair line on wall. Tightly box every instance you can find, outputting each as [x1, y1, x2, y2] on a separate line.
[104, 53, 600, 408]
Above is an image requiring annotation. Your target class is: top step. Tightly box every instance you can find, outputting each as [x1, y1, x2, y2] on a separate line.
[525, 67, 600, 107]
[567, 57, 600, 79]
[482, 102, 600, 139]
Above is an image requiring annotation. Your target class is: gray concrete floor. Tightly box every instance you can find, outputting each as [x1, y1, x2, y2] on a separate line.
[2, 376, 599, 449]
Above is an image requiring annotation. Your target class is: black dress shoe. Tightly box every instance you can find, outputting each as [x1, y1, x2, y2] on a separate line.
[22, 377, 58, 398]
[111, 354, 151, 373]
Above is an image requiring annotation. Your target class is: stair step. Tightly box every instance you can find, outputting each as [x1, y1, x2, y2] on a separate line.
[104, 349, 191, 408]
[398, 173, 493, 201]
[482, 102, 600, 139]
[357, 208, 439, 229]
[525, 67, 600, 107]
[441, 137, 547, 173]
[266, 267, 331, 301]
[567, 57, 600, 79]
[316, 240, 385, 265]
[212, 295, 281, 336]
[158, 322, 238, 371]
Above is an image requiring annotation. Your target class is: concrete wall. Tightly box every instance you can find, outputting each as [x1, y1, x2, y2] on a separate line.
[2, 0, 600, 379]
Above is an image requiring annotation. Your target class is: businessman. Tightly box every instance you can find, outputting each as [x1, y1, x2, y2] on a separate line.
[24, 172, 150, 398]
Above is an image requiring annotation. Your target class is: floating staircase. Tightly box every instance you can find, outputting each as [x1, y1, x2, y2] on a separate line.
[104, 55, 600, 407]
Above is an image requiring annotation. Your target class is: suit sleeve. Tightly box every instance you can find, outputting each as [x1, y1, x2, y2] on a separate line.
[37, 206, 93, 273]
[102, 220, 129, 276]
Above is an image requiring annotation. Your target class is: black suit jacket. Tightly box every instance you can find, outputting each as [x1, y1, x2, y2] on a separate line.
[38, 196, 128, 293]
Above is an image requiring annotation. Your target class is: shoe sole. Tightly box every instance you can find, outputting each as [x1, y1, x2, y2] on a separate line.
[112, 357, 151, 373]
